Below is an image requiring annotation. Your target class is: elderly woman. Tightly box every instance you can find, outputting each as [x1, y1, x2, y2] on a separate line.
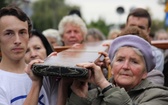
[66, 35, 168, 105]
[42, 28, 62, 47]
[58, 14, 87, 46]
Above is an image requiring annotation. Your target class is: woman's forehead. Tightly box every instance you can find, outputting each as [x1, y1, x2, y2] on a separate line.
[115, 47, 141, 57]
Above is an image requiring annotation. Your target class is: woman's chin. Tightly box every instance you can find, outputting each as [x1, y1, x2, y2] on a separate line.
[115, 77, 132, 87]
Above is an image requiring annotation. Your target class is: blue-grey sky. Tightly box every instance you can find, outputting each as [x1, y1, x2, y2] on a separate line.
[65, 0, 165, 25]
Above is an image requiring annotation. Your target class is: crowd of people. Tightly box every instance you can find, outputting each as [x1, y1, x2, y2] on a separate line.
[0, 4, 168, 105]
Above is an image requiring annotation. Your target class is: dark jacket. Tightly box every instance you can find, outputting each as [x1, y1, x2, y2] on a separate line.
[66, 79, 168, 105]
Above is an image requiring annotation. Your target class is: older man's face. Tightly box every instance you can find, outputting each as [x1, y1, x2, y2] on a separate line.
[111, 47, 147, 91]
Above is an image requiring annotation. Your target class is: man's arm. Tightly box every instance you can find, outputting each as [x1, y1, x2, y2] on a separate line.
[24, 59, 44, 105]
[23, 80, 42, 105]
[57, 78, 73, 105]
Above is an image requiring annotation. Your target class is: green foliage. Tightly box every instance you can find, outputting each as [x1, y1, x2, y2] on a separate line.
[0, 0, 7, 8]
[151, 19, 165, 33]
[31, 0, 80, 31]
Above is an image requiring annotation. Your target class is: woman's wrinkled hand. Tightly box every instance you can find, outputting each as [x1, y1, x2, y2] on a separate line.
[76, 62, 107, 87]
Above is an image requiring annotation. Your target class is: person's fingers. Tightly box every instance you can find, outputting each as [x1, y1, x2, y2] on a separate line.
[98, 51, 108, 57]
[104, 57, 111, 65]
[76, 62, 95, 70]
[102, 43, 110, 47]
[25, 59, 44, 73]
[48, 52, 57, 57]
[71, 79, 78, 91]
[72, 43, 82, 48]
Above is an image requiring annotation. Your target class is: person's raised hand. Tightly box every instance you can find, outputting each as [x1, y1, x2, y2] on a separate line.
[71, 79, 88, 98]
[48, 52, 57, 57]
[76, 62, 108, 88]
[95, 51, 111, 69]
[25, 59, 44, 82]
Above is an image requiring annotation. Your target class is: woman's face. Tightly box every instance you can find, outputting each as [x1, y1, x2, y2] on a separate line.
[25, 36, 47, 63]
[112, 47, 147, 91]
[62, 23, 84, 46]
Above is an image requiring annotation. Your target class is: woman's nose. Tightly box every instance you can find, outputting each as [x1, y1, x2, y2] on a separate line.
[122, 61, 130, 69]
[30, 50, 38, 58]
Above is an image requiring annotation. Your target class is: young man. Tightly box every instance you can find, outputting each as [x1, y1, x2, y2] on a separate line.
[125, 8, 164, 72]
[0, 5, 50, 105]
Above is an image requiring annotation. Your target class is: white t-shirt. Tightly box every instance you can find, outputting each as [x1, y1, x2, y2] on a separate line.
[0, 69, 58, 105]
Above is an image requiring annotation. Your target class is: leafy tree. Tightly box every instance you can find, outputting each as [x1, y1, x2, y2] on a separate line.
[0, 0, 7, 8]
[31, 0, 80, 31]
[151, 19, 165, 33]
[3, 0, 24, 6]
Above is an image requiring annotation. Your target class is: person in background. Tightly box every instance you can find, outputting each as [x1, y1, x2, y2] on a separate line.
[154, 29, 168, 56]
[0, 5, 50, 105]
[68, 9, 82, 18]
[42, 28, 62, 47]
[85, 28, 106, 43]
[149, 32, 155, 41]
[107, 29, 121, 39]
[118, 26, 150, 42]
[58, 14, 87, 46]
[125, 8, 164, 72]
[66, 35, 168, 105]
[154, 29, 168, 40]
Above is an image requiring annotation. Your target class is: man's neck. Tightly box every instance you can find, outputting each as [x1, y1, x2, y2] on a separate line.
[0, 58, 27, 74]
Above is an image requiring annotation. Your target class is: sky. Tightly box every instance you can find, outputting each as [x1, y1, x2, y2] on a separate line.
[65, 0, 166, 25]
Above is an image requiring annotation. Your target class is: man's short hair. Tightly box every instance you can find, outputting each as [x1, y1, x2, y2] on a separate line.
[126, 8, 151, 28]
[0, 5, 32, 34]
